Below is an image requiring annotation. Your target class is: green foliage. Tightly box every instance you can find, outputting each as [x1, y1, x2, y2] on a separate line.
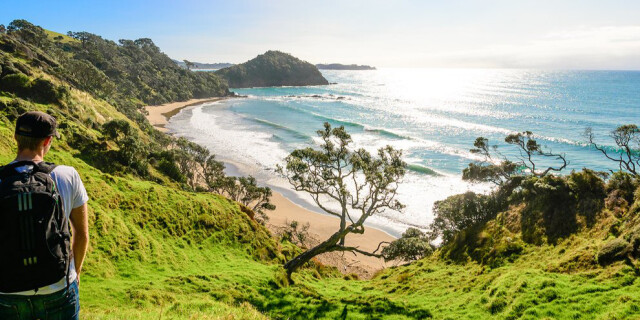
[382, 227, 433, 262]
[587, 124, 640, 177]
[277, 220, 311, 248]
[2, 19, 229, 130]
[606, 171, 639, 213]
[216, 50, 328, 88]
[430, 192, 497, 244]
[464, 132, 567, 188]
[517, 175, 578, 244]
[279, 122, 406, 275]
[0, 73, 67, 104]
[0, 73, 30, 92]
[7, 19, 48, 47]
[222, 176, 276, 224]
[568, 169, 606, 226]
[515, 170, 608, 244]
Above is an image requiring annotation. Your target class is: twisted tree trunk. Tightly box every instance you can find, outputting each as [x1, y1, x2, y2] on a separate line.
[284, 228, 346, 277]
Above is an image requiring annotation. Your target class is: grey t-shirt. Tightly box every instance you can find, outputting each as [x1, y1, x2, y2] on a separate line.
[0, 162, 89, 295]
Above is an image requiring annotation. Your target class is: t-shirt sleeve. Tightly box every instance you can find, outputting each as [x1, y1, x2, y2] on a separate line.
[72, 168, 89, 208]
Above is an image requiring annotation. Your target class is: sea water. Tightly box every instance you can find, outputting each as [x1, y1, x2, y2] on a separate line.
[167, 69, 640, 236]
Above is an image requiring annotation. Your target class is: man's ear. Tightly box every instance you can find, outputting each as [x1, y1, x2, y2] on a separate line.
[43, 136, 53, 147]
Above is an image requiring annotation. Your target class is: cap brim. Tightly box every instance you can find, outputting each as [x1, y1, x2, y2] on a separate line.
[53, 130, 60, 139]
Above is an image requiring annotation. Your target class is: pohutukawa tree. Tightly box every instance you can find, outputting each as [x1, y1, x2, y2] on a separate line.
[586, 125, 639, 177]
[463, 131, 568, 187]
[277, 122, 406, 276]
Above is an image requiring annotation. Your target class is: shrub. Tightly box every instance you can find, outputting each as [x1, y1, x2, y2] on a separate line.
[607, 171, 639, 206]
[517, 175, 577, 244]
[29, 77, 67, 104]
[483, 239, 524, 268]
[430, 192, 496, 244]
[568, 169, 606, 226]
[0, 73, 30, 94]
[382, 228, 433, 262]
[278, 220, 310, 247]
[597, 238, 632, 265]
[631, 187, 640, 215]
[156, 157, 186, 183]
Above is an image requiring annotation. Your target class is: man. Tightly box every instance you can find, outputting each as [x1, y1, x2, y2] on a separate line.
[0, 111, 89, 320]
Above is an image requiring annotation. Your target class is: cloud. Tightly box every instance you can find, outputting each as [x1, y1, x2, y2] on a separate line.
[428, 26, 640, 69]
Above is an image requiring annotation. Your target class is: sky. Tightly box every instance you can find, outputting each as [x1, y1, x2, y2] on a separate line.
[2, 0, 640, 69]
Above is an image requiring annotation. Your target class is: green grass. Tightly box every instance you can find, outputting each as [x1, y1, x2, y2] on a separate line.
[44, 29, 79, 44]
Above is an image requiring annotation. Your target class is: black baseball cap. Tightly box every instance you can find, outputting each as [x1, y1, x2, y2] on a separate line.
[15, 111, 60, 138]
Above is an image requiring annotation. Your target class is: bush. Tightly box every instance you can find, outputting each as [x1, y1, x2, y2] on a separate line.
[597, 238, 632, 265]
[606, 171, 638, 209]
[483, 238, 524, 268]
[517, 175, 577, 244]
[430, 192, 496, 244]
[29, 78, 67, 104]
[382, 228, 433, 262]
[0, 73, 30, 94]
[277, 220, 310, 247]
[157, 157, 186, 183]
[568, 169, 606, 226]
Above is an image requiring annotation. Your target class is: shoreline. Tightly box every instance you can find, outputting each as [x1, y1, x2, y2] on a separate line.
[145, 98, 397, 278]
[145, 97, 229, 132]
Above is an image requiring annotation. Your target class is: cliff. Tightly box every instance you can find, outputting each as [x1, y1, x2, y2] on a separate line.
[215, 50, 329, 88]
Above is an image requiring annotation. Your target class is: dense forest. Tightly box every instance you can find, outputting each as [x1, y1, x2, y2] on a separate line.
[215, 50, 329, 88]
[1, 20, 229, 125]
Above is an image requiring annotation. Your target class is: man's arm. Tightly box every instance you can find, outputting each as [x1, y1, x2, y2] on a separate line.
[70, 203, 89, 279]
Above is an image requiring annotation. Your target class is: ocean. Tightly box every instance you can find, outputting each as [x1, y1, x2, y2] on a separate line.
[167, 69, 640, 237]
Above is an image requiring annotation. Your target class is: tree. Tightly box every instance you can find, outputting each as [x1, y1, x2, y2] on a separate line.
[463, 131, 567, 193]
[429, 192, 496, 244]
[382, 228, 432, 262]
[202, 157, 275, 224]
[277, 123, 406, 276]
[586, 125, 639, 177]
[183, 60, 195, 70]
[278, 220, 311, 247]
[223, 176, 276, 224]
[173, 137, 210, 189]
[6, 20, 47, 47]
[101, 120, 148, 174]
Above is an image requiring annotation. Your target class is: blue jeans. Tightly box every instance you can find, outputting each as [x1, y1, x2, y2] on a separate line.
[0, 280, 79, 320]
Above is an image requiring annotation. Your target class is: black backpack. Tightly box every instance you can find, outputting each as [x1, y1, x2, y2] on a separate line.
[0, 161, 71, 293]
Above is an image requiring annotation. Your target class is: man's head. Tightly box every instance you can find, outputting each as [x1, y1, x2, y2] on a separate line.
[14, 111, 60, 153]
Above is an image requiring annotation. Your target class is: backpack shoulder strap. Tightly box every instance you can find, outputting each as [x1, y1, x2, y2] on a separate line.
[0, 161, 58, 179]
[0, 161, 37, 180]
[35, 161, 58, 174]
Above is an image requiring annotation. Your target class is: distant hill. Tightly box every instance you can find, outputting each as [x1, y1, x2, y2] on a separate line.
[215, 50, 329, 88]
[316, 63, 376, 70]
[173, 59, 235, 70]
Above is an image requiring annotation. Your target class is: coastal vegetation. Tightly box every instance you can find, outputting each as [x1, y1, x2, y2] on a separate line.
[277, 123, 406, 276]
[215, 50, 329, 88]
[1, 19, 640, 319]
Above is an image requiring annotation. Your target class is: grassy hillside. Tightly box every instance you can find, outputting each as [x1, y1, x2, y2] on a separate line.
[1, 20, 640, 319]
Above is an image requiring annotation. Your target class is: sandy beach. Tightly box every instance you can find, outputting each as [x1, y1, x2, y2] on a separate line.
[145, 97, 228, 132]
[145, 98, 396, 278]
[268, 192, 395, 278]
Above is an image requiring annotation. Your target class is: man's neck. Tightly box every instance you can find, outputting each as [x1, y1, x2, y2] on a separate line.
[15, 150, 45, 163]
